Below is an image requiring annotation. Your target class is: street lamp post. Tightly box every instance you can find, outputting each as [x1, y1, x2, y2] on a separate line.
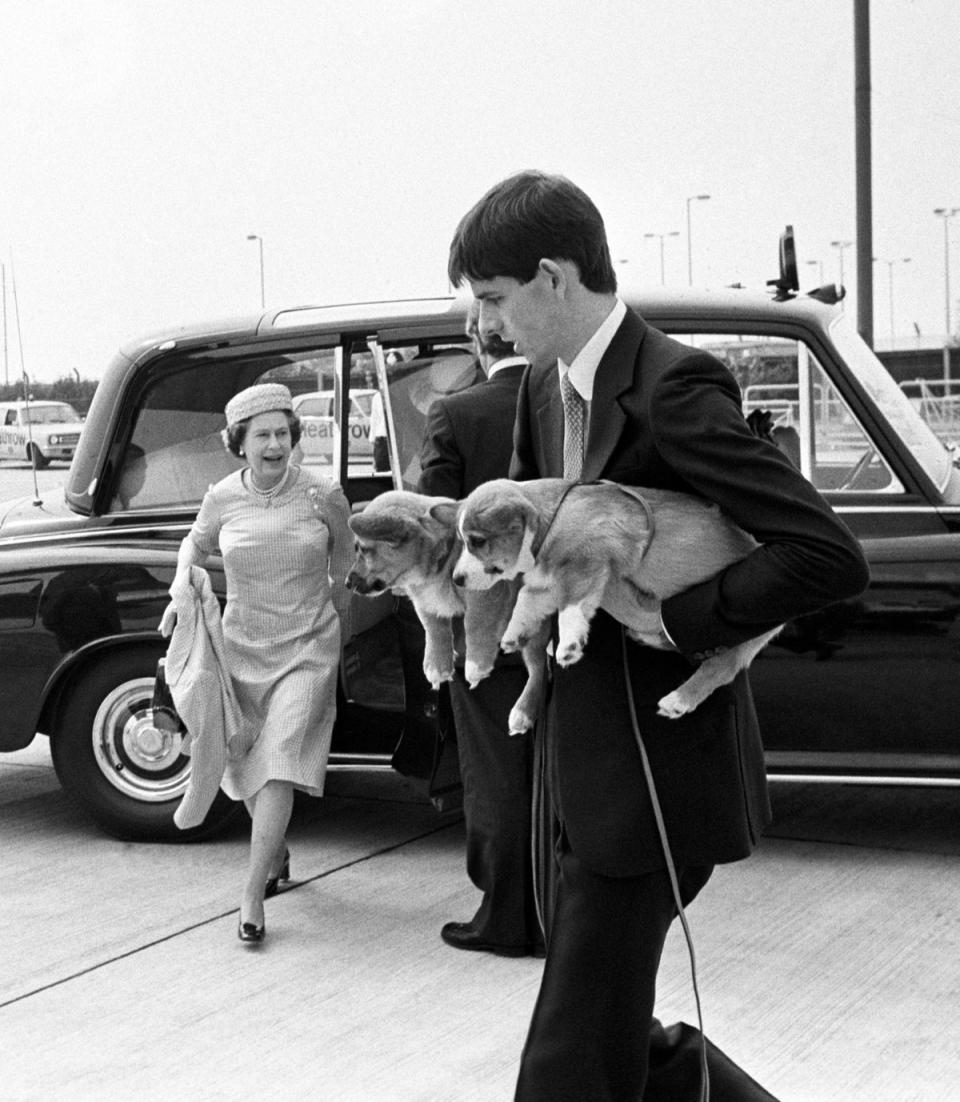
[872, 256, 911, 343]
[0, 262, 7, 386]
[934, 207, 959, 385]
[805, 259, 824, 284]
[644, 231, 680, 285]
[685, 194, 710, 285]
[830, 239, 853, 309]
[246, 234, 265, 309]
[933, 208, 959, 338]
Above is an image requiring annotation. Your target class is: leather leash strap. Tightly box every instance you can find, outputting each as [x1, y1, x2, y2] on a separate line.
[621, 627, 710, 1102]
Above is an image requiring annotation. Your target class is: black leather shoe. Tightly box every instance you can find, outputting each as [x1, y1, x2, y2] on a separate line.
[440, 921, 540, 958]
[238, 919, 265, 944]
[264, 847, 291, 899]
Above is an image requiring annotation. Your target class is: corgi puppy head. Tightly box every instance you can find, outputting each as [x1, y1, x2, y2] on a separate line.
[347, 491, 459, 596]
[454, 479, 538, 590]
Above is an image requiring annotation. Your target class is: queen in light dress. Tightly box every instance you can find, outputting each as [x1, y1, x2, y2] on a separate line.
[174, 383, 353, 944]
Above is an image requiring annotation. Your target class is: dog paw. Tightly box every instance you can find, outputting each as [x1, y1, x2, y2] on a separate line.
[500, 631, 527, 654]
[423, 662, 454, 690]
[657, 691, 692, 719]
[507, 703, 534, 735]
[555, 637, 585, 667]
[464, 660, 493, 689]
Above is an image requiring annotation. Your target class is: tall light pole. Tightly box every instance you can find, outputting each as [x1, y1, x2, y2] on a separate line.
[0, 262, 7, 386]
[644, 231, 680, 285]
[872, 256, 911, 343]
[246, 233, 265, 309]
[805, 259, 824, 284]
[933, 208, 959, 338]
[830, 239, 853, 308]
[685, 194, 710, 285]
[934, 207, 959, 384]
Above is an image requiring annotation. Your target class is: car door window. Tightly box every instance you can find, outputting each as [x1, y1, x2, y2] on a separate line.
[113, 346, 340, 511]
[363, 340, 480, 490]
[687, 333, 902, 494]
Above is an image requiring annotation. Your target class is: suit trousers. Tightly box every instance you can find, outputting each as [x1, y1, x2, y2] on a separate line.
[515, 846, 779, 1101]
[448, 666, 542, 949]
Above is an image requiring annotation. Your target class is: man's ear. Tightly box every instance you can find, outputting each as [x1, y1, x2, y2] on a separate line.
[537, 258, 566, 292]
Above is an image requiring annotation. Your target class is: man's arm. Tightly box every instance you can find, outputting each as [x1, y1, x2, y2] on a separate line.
[653, 354, 869, 654]
[418, 400, 465, 498]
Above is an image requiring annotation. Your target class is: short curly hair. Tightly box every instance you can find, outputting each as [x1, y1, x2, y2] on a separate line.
[222, 410, 302, 457]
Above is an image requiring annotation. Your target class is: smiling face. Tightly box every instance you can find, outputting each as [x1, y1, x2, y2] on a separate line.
[469, 267, 564, 369]
[242, 410, 292, 487]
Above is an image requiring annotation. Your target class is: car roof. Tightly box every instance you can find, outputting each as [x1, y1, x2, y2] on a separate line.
[113, 286, 841, 364]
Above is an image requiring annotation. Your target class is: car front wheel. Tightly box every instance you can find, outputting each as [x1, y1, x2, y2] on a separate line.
[51, 648, 239, 841]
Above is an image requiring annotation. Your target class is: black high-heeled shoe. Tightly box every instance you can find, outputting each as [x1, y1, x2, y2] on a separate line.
[238, 918, 265, 944]
[264, 847, 291, 900]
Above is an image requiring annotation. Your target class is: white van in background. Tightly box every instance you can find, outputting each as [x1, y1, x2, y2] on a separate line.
[292, 389, 376, 464]
[0, 400, 83, 467]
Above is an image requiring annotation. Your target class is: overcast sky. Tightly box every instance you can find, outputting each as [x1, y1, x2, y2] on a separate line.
[1, 0, 958, 383]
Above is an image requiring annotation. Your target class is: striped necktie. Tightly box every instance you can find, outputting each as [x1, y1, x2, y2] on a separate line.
[561, 372, 585, 480]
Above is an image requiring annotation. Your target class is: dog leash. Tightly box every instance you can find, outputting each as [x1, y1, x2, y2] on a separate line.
[528, 477, 707, 1098]
[532, 479, 657, 560]
[530, 480, 581, 558]
[621, 626, 710, 1102]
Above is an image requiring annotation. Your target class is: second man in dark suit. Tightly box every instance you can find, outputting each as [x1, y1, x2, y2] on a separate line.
[418, 303, 543, 958]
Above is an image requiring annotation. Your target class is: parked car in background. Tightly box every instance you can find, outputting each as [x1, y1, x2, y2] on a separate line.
[0, 234, 958, 842]
[0, 400, 83, 467]
[292, 388, 377, 464]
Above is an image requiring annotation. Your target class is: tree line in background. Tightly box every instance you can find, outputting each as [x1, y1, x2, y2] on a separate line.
[0, 374, 99, 416]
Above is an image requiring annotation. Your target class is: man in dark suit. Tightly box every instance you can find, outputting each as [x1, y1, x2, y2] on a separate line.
[418, 303, 543, 958]
[448, 171, 870, 1101]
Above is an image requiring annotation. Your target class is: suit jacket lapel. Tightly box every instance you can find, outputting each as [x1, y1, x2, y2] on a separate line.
[582, 310, 646, 481]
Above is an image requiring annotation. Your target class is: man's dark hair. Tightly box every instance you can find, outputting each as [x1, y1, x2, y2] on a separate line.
[448, 170, 617, 294]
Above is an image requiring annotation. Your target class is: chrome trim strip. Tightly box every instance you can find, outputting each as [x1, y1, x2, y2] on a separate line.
[0, 521, 193, 548]
[832, 504, 944, 514]
[768, 773, 960, 788]
[327, 758, 393, 771]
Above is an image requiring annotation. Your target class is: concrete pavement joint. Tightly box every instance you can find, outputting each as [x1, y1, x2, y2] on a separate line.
[0, 817, 460, 1011]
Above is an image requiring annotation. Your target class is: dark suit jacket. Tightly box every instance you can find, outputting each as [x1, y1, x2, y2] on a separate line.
[510, 308, 869, 876]
[419, 361, 526, 497]
[418, 361, 526, 671]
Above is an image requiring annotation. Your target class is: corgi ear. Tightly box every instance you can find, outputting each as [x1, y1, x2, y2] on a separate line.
[349, 512, 419, 545]
[420, 500, 459, 539]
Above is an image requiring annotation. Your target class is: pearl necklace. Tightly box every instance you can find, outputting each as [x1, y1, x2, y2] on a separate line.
[247, 466, 290, 499]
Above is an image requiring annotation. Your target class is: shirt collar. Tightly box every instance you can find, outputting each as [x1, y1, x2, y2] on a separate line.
[558, 298, 627, 401]
[487, 355, 527, 378]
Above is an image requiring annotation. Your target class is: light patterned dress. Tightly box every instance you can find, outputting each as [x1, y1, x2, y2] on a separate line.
[188, 464, 353, 801]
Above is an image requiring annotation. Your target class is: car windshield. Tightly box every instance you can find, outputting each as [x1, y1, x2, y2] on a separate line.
[295, 397, 332, 417]
[829, 317, 952, 491]
[21, 403, 81, 425]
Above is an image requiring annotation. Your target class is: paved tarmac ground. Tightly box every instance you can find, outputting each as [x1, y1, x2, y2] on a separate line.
[2, 738, 959, 1102]
[0, 461, 69, 504]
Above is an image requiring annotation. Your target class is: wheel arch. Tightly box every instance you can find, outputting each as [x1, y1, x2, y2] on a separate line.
[38, 631, 166, 743]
